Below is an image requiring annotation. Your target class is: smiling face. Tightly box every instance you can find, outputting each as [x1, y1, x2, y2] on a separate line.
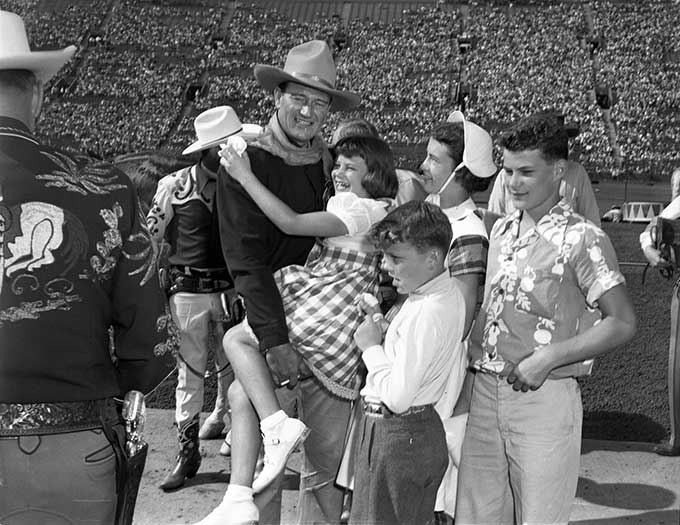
[274, 82, 331, 146]
[502, 148, 563, 221]
[331, 154, 370, 198]
[381, 241, 437, 294]
[419, 138, 456, 195]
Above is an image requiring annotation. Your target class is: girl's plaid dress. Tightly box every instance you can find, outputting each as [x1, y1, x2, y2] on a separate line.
[275, 194, 388, 400]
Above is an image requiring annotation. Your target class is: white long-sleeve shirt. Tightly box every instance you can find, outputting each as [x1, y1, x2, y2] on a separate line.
[360, 271, 467, 414]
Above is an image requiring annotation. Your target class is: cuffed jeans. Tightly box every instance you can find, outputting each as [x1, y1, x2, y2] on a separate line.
[0, 429, 117, 524]
[350, 405, 448, 525]
[455, 372, 582, 525]
[170, 291, 231, 427]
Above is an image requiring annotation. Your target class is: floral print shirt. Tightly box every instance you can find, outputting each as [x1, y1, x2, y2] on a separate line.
[469, 200, 624, 378]
[0, 117, 177, 403]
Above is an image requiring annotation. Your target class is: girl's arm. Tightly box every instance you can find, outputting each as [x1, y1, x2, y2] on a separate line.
[220, 144, 348, 237]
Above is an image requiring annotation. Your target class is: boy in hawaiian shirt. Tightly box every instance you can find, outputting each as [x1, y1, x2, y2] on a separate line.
[456, 113, 636, 525]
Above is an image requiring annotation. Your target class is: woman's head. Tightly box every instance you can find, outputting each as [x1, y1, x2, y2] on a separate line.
[420, 121, 493, 196]
[332, 135, 398, 200]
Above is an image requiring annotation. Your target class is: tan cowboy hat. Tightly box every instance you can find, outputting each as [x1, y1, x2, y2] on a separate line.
[254, 40, 360, 112]
[182, 106, 262, 155]
[447, 110, 497, 179]
[0, 11, 76, 82]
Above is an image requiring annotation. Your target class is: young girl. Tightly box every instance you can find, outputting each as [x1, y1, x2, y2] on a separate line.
[209, 135, 398, 520]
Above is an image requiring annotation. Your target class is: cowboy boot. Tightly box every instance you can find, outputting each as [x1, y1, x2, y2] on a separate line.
[160, 416, 202, 491]
[199, 368, 232, 440]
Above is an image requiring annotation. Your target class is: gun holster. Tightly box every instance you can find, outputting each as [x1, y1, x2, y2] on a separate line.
[220, 288, 246, 329]
[100, 410, 148, 525]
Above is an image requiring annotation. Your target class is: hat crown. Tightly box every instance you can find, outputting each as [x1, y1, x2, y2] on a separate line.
[0, 11, 31, 57]
[193, 106, 242, 145]
[282, 40, 337, 90]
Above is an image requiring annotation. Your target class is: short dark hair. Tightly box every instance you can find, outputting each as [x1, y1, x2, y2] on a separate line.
[430, 121, 492, 194]
[120, 153, 190, 214]
[499, 113, 568, 162]
[334, 135, 398, 199]
[333, 118, 379, 143]
[0, 69, 37, 92]
[367, 200, 452, 255]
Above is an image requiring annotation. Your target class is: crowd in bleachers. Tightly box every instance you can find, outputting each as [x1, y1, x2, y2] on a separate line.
[592, 0, 680, 179]
[3, 0, 678, 179]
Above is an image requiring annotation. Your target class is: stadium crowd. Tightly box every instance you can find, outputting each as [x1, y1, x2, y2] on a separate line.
[592, 0, 680, 179]
[1, 0, 677, 177]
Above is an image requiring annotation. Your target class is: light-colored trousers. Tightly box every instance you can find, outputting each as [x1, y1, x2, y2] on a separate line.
[169, 291, 231, 427]
[456, 372, 582, 525]
[258, 378, 353, 524]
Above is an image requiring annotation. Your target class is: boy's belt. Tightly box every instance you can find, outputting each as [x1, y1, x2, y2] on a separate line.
[0, 399, 118, 436]
[361, 399, 431, 418]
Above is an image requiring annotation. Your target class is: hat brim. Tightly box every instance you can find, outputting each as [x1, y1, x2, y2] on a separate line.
[181, 126, 262, 155]
[254, 65, 360, 112]
[0, 45, 77, 82]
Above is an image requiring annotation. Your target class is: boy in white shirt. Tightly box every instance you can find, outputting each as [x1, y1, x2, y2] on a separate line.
[351, 200, 468, 524]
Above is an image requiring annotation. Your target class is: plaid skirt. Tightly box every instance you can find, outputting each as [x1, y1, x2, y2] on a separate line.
[275, 241, 381, 400]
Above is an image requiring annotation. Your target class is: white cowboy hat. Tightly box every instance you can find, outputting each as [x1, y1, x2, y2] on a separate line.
[0, 11, 76, 82]
[254, 40, 360, 112]
[182, 106, 263, 155]
[447, 110, 497, 179]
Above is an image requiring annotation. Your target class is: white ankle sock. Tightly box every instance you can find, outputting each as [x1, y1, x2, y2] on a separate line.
[260, 409, 287, 433]
[225, 484, 253, 501]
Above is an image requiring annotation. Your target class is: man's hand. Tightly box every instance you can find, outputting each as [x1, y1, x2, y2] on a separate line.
[500, 346, 554, 392]
[265, 343, 302, 389]
[643, 245, 672, 268]
[353, 316, 383, 351]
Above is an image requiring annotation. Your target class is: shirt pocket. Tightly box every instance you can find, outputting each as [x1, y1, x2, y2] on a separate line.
[515, 267, 561, 319]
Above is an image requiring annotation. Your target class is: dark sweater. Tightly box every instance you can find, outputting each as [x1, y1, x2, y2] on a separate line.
[217, 146, 326, 351]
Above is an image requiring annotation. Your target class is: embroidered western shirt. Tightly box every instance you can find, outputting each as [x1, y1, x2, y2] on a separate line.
[147, 163, 228, 271]
[469, 201, 624, 378]
[0, 117, 177, 403]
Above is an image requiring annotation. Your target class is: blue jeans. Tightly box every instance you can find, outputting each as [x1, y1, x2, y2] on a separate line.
[456, 373, 582, 525]
[0, 428, 117, 524]
[349, 405, 448, 525]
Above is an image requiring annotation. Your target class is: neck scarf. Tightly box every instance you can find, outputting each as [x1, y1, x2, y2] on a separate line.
[253, 114, 332, 175]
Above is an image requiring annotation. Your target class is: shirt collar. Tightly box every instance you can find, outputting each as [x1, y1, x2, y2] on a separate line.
[0, 116, 39, 146]
[496, 199, 573, 238]
[441, 197, 477, 221]
[410, 269, 451, 297]
[194, 162, 217, 196]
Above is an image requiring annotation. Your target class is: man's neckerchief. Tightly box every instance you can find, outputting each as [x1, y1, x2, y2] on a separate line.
[252, 114, 333, 176]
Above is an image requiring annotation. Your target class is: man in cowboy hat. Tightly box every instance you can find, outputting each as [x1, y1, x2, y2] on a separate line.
[199, 40, 360, 525]
[147, 106, 262, 491]
[0, 10, 176, 524]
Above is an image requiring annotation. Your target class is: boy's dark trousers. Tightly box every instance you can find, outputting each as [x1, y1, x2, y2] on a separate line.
[349, 402, 448, 525]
